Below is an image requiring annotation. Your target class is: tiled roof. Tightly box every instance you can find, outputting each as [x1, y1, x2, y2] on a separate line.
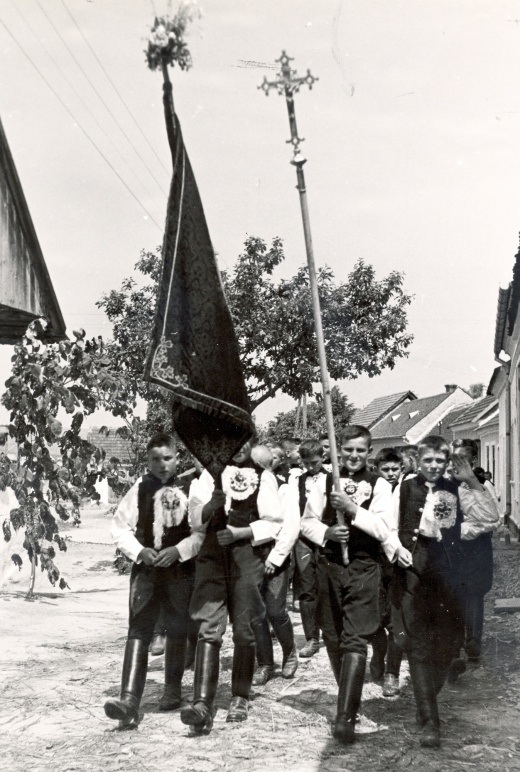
[351, 391, 416, 429]
[444, 395, 495, 428]
[371, 393, 449, 440]
[87, 427, 134, 464]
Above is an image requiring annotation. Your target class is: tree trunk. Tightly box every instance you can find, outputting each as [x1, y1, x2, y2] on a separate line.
[294, 397, 301, 433]
[302, 393, 307, 436]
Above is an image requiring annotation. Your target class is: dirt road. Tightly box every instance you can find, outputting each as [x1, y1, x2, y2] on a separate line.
[2, 510, 520, 771]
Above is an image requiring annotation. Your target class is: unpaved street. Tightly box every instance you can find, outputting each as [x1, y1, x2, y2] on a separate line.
[2, 510, 520, 772]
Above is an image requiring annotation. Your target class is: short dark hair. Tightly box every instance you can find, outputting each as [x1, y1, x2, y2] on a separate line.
[452, 438, 479, 462]
[339, 425, 372, 445]
[374, 448, 403, 467]
[299, 439, 324, 459]
[281, 437, 301, 448]
[417, 435, 449, 459]
[146, 432, 176, 452]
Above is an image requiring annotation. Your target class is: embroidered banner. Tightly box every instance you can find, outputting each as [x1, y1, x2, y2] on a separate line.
[145, 79, 254, 477]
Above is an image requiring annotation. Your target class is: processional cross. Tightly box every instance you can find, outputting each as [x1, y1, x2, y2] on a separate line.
[259, 53, 348, 563]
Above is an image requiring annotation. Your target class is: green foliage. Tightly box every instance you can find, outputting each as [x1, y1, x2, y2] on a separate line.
[1, 321, 133, 597]
[265, 386, 355, 442]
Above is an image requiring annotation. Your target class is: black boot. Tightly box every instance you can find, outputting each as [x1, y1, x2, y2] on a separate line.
[180, 641, 219, 732]
[409, 660, 440, 748]
[159, 637, 187, 711]
[300, 599, 319, 644]
[327, 648, 342, 685]
[252, 618, 274, 685]
[275, 618, 298, 679]
[227, 644, 255, 722]
[104, 638, 148, 730]
[333, 653, 367, 744]
[369, 627, 387, 682]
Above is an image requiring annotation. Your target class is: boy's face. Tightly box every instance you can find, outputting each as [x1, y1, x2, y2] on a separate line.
[284, 444, 301, 466]
[302, 453, 323, 475]
[418, 449, 449, 483]
[148, 444, 177, 483]
[377, 461, 402, 486]
[339, 437, 371, 474]
[270, 447, 285, 470]
[320, 439, 331, 462]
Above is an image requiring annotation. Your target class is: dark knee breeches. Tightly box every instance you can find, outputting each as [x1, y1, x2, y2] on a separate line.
[128, 561, 195, 646]
[190, 535, 267, 648]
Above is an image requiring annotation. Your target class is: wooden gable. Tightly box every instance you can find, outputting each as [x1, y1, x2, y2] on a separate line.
[0, 117, 66, 344]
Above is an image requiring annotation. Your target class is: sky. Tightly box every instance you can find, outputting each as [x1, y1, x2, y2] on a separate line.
[1, 0, 520, 429]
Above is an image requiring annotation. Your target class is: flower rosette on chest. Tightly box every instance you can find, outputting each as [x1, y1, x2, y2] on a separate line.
[153, 485, 188, 550]
[222, 466, 259, 501]
[432, 490, 457, 530]
[343, 478, 373, 506]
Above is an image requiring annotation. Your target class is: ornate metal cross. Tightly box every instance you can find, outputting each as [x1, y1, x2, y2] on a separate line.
[258, 51, 318, 164]
[258, 52, 348, 564]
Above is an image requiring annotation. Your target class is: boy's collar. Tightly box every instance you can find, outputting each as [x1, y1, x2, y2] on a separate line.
[415, 472, 446, 488]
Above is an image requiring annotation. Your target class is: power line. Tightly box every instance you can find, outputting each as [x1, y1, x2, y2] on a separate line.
[0, 15, 163, 231]
[8, 0, 165, 217]
[36, 0, 169, 199]
[60, 0, 171, 182]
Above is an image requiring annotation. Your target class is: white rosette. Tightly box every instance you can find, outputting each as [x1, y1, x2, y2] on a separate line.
[222, 466, 259, 501]
[153, 485, 188, 549]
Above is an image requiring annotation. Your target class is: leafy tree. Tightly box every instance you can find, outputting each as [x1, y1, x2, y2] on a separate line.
[265, 386, 355, 441]
[221, 237, 413, 409]
[1, 321, 134, 598]
[98, 237, 413, 417]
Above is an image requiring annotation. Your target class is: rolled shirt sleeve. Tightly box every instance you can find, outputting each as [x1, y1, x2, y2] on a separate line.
[460, 480, 501, 540]
[267, 481, 300, 567]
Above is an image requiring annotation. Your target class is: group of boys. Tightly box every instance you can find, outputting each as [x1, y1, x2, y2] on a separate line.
[104, 425, 500, 751]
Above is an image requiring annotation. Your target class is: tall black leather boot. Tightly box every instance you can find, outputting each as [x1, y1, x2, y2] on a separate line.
[180, 641, 219, 732]
[369, 627, 387, 681]
[227, 643, 256, 722]
[333, 652, 367, 744]
[300, 599, 319, 644]
[158, 637, 187, 711]
[327, 647, 342, 685]
[104, 638, 148, 730]
[409, 660, 440, 748]
[274, 618, 298, 679]
[252, 619, 274, 685]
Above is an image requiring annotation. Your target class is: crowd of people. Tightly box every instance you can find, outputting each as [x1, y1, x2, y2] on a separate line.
[103, 425, 500, 750]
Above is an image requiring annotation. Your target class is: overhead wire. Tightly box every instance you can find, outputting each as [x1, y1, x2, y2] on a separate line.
[0, 14, 163, 231]
[60, 0, 171, 182]
[7, 0, 165, 220]
[36, 0, 169, 199]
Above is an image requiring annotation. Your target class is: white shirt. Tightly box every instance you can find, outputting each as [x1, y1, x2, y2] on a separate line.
[267, 479, 300, 567]
[111, 476, 204, 564]
[301, 473, 397, 561]
[189, 467, 284, 546]
[459, 480, 501, 540]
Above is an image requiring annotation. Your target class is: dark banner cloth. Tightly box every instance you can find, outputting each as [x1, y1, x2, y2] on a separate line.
[145, 79, 254, 477]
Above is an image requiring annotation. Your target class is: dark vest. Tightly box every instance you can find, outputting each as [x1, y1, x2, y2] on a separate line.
[298, 468, 327, 516]
[398, 474, 462, 557]
[322, 468, 381, 563]
[226, 461, 266, 528]
[134, 473, 191, 549]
